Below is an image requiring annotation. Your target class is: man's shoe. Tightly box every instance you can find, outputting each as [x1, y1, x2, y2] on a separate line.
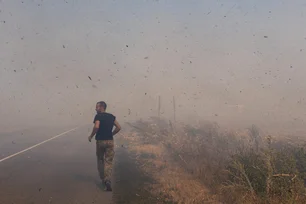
[104, 180, 112, 191]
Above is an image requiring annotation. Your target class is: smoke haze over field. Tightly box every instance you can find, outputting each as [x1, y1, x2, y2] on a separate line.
[1, 0, 306, 134]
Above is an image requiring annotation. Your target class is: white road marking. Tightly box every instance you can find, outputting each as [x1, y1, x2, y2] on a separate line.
[0, 127, 79, 163]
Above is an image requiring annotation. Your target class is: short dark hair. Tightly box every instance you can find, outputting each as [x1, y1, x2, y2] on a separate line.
[97, 101, 107, 110]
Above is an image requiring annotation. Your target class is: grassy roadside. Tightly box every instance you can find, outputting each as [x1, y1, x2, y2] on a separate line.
[113, 125, 218, 204]
[112, 133, 166, 204]
[115, 118, 306, 204]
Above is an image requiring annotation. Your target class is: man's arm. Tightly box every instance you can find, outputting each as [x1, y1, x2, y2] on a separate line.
[88, 120, 100, 142]
[112, 119, 121, 136]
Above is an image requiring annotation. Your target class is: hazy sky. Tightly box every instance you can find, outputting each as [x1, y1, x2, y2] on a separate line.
[0, 0, 306, 133]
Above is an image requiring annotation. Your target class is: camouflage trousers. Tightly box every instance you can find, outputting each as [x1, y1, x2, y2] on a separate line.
[96, 140, 115, 182]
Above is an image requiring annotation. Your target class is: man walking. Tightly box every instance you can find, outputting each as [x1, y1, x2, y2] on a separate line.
[88, 101, 121, 191]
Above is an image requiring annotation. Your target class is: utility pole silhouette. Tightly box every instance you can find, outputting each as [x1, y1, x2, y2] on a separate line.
[173, 96, 176, 122]
[158, 95, 161, 118]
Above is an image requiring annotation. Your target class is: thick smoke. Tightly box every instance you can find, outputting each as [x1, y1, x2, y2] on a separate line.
[0, 0, 306, 135]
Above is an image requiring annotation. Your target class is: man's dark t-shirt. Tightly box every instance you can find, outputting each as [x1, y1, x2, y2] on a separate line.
[93, 112, 116, 140]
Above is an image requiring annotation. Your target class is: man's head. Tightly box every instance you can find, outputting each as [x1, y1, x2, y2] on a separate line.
[96, 101, 107, 113]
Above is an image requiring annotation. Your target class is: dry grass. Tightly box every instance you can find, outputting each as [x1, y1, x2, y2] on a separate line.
[124, 117, 306, 204]
[132, 144, 164, 157]
[125, 128, 216, 203]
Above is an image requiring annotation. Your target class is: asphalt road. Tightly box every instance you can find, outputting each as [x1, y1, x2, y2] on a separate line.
[0, 125, 113, 204]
